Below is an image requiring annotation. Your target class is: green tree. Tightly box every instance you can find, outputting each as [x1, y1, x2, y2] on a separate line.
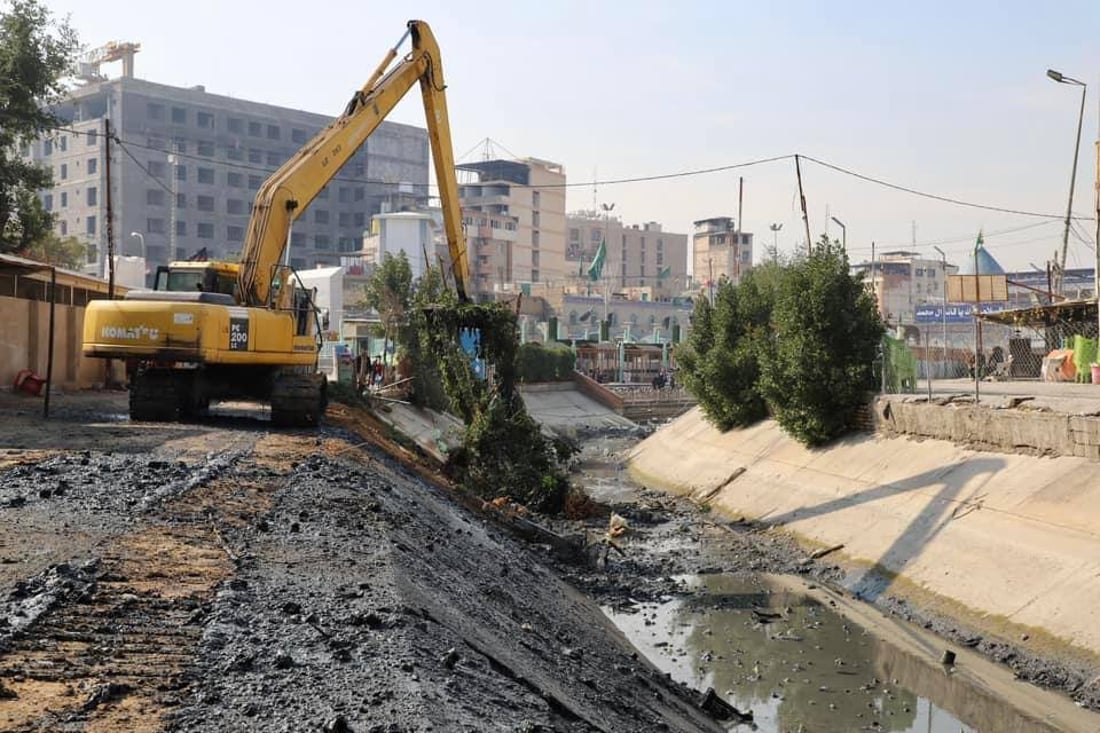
[406, 262, 454, 410]
[759, 236, 883, 446]
[22, 231, 84, 269]
[676, 264, 782, 430]
[364, 251, 413, 359]
[0, 0, 78, 255]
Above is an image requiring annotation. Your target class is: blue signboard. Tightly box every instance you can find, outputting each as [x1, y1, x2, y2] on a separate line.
[914, 303, 1008, 324]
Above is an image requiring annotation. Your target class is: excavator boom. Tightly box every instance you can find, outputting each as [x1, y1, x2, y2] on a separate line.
[237, 20, 471, 306]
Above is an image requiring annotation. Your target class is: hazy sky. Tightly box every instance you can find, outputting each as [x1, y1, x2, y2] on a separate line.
[40, 0, 1100, 272]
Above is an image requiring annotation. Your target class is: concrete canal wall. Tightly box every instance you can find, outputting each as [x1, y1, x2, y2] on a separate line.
[628, 406, 1100, 661]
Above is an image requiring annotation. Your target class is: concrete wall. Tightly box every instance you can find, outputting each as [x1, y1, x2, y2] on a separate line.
[628, 407, 1100, 661]
[0, 295, 118, 390]
[877, 398, 1100, 462]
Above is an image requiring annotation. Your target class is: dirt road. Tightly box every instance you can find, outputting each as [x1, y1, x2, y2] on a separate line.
[0, 393, 724, 732]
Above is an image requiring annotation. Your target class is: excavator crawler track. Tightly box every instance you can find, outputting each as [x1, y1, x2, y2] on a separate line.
[129, 369, 181, 422]
[270, 372, 327, 427]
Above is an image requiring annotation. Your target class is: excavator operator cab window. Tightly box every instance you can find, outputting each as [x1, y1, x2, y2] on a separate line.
[155, 267, 236, 295]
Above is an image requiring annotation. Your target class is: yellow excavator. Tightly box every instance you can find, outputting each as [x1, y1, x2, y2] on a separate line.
[82, 20, 471, 426]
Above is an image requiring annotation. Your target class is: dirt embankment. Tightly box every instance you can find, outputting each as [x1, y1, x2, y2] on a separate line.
[0, 393, 726, 732]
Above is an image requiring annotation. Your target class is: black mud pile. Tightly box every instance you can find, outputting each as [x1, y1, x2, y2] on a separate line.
[167, 450, 725, 732]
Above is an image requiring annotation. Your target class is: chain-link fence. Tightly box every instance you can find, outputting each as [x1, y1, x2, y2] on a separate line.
[880, 316, 1100, 393]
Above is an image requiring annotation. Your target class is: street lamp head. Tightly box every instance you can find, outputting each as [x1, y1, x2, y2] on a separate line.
[770, 222, 782, 232]
[1047, 69, 1064, 83]
[830, 216, 845, 228]
[601, 202, 615, 212]
[130, 231, 141, 238]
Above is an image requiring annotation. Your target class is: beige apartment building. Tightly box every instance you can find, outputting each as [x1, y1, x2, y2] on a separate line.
[692, 216, 754, 288]
[566, 212, 689, 301]
[457, 158, 566, 293]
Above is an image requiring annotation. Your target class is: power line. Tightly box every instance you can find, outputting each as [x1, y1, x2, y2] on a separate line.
[113, 138, 174, 196]
[801, 154, 1094, 221]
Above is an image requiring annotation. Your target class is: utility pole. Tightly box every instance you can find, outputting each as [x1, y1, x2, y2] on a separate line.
[795, 155, 812, 255]
[104, 118, 115, 300]
[168, 152, 178, 262]
[933, 245, 948, 377]
[973, 241, 982, 403]
[735, 177, 743, 281]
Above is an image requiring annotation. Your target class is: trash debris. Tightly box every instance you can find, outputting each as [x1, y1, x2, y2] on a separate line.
[608, 512, 630, 538]
[698, 686, 753, 723]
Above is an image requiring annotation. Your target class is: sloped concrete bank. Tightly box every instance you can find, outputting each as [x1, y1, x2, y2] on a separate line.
[627, 407, 1100, 672]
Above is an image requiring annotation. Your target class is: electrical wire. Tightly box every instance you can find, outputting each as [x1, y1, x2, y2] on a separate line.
[800, 154, 1093, 221]
[113, 138, 174, 196]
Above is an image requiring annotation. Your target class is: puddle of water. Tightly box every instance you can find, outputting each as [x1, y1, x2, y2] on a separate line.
[605, 573, 1064, 733]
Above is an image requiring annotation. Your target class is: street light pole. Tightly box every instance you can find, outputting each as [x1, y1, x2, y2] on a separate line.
[830, 216, 846, 251]
[1047, 68, 1087, 296]
[933, 245, 948, 376]
[769, 222, 782, 263]
[129, 231, 145, 259]
[600, 202, 615, 341]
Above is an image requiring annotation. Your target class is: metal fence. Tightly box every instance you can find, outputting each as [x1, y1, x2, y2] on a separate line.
[881, 317, 1100, 393]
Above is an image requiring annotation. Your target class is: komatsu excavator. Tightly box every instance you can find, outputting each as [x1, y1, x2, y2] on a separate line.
[82, 20, 471, 426]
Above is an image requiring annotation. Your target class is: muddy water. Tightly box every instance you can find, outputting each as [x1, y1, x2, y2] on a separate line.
[577, 435, 1078, 732]
[608, 572, 1032, 732]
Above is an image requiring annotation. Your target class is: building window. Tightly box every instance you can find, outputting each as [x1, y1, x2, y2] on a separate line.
[197, 222, 214, 239]
[147, 218, 166, 234]
[172, 137, 186, 154]
[266, 124, 280, 140]
[86, 215, 97, 235]
[314, 209, 330, 225]
[58, 163, 67, 180]
[291, 128, 307, 144]
[532, 211, 540, 227]
[317, 188, 329, 200]
[248, 148, 262, 164]
[176, 220, 187, 236]
[227, 146, 243, 161]
[353, 212, 365, 227]
[532, 251, 540, 266]
[532, 231, 540, 247]
[266, 151, 281, 166]
[59, 220, 67, 235]
[531, 269, 539, 282]
[228, 117, 244, 134]
[197, 167, 215, 184]
[291, 232, 305, 247]
[197, 195, 215, 212]
[315, 235, 331, 250]
[248, 121, 262, 137]
[226, 199, 246, 215]
[569, 228, 579, 242]
[338, 187, 352, 203]
[148, 160, 166, 177]
[196, 111, 214, 129]
[591, 229, 602, 243]
[171, 107, 186, 124]
[86, 129, 97, 146]
[248, 174, 263, 189]
[146, 189, 166, 206]
[87, 157, 97, 174]
[86, 187, 97, 206]
[532, 190, 540, 208]
[227, 171, 244, 187]
[147, 103, 165, 120]
[43, 139, 52, 156]
[227, 225, 245, 241]
[339, 237, 357, 253]
[176, 192, 186, 208]
[175, 164, 187, 181]
[338, 212, 351, 227]
[60, 192, 67, 207]
[354, 187, 365, 201]
[197, 140, 215, 157]
[43, 194, 52, 211]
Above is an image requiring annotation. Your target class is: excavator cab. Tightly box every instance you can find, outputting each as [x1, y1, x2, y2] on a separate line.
[153, 262, 239, 297]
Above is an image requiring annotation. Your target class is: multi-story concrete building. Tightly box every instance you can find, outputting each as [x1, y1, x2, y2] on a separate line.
[28, 75, 429, 278]
[566, 212, 689, 300]
[691, 216, 753, 288]
[457, 157, 566, 291]
[850, 250, 956, 326]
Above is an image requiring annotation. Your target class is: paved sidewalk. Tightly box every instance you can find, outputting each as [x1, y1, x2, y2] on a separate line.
[892, 377, 1100, 415]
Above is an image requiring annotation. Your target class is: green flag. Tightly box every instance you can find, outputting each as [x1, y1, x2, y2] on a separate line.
[587, 239, 606, 282]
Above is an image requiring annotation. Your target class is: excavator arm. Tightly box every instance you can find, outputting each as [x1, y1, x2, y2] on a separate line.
[236, 20, 471, 307]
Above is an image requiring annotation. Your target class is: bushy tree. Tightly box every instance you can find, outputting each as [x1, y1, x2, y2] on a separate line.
[364, 251, 413, 358]
[758, 236, 883, 446]
[0, 0, 78, 255]
[676, 265, 780, 430]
